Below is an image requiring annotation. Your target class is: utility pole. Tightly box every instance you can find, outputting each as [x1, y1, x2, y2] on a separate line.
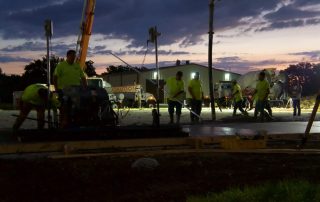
[208, 0, 217, 120]
[149, 26, 161, 126]
[44, 19, 53, 128]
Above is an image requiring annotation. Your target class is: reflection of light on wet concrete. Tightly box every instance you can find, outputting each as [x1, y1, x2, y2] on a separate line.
[221, 127, 234, 135]
[185, 125, 240, 136]
[185, 122, 320, 137]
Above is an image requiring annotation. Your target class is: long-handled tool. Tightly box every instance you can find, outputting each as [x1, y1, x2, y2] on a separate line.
[297, 95, 320, 149]
[12, 114, 56, 125]
[108, 51, 204, 123]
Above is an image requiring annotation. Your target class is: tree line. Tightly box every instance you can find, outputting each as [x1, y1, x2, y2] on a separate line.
[1, 59, 320, 103]
[280, 62, 320, 96]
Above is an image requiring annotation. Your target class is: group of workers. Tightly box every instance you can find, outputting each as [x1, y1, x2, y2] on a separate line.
[232, 71, 303, 120]
[165, 70, 277, 123]
[13, 50, 87, 130]
[231, 71, 271, 121]
[164, 71, 203, 124]
[14, 52, 303, 130]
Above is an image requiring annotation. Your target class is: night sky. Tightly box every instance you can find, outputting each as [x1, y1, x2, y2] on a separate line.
[0, 0, 320, 74]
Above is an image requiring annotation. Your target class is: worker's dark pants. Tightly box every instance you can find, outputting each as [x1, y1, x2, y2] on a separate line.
[57, 89, 72, 128]
[233, 100, 246, 115]
[13, 101, 45, 130]
[254, 100, 267, 122]
[265, 101, 272, 116]
[190, 99, 202, 123]
[168, 100, 182, 116]
[293, 98, 301, 116]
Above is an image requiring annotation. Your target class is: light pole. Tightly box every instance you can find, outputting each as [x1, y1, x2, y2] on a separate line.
[208, 0, 218, 121]
[44, 19, 53, 128]
[149, 26, 161, 126]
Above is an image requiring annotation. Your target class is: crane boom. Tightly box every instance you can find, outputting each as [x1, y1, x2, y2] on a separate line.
[76, 0, 96, 69]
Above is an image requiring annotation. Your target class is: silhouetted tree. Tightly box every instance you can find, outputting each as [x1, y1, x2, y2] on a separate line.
[282, 62, 320, 96]
[22, 55, 62, 86]
[0, 68, 23, 103]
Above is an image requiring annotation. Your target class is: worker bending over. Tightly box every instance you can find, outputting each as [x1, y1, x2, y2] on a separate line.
[13, 84, 55, 130]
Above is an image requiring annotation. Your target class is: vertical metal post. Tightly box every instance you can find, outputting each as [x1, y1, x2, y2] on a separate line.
[155, 26, 160, 125]
[44, 20, 53, 128]
[208, 0, 216, 120]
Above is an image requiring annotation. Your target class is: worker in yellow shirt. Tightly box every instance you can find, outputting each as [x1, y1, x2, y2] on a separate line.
[253, 71, 270, 122]
[165, 71, 184, 124]
[12, 84, 58, 130]
[53, 49, 87, 128]
[53, 50, 87, 90]
[188, 72, 203, 123]
[232, 80, 248, 116]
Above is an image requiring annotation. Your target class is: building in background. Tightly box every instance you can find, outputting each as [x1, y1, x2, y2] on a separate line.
[102, 62, 241, 103]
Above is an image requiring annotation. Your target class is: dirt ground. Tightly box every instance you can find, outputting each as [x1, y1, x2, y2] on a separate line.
[1, 108, 320, 201]
[1, 152, 320, 202]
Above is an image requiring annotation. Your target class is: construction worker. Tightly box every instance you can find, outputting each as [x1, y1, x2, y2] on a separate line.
[291, 78, 302, 116]
[231, 80, 248, 116]
[12, 84, 53, 130]
[188, 72, 203, 123]
[164, 71, 185, 124]
[53, 49, 87, 128]
[253, 71, 270, 122]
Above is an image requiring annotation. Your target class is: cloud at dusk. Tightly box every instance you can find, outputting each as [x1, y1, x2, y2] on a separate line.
[0, 0, 320, 75]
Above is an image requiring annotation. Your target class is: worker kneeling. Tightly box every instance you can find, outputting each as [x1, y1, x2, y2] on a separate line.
[13, 84, 57, 130]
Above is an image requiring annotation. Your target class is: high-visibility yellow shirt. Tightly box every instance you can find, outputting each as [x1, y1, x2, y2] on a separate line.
[54, 61, 85, 90]
[21, 84, 60, 108]
[256, 80, 270, 101]
[188, 79, 202, 100]
[232, 84, 243, 102]
[166, 77, 184, 101]
[50, 93, 60, 109]
[21, 84, 47, 106]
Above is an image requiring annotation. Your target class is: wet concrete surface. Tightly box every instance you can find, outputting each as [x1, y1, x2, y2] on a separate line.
[1, 108, 320, 139]
[184, 122, 320, 137]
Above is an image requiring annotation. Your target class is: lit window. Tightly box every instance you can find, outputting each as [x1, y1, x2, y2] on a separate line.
[224, 73, 230, 81]
[152, 72, 158, 79]
[191, 72, 196, 79]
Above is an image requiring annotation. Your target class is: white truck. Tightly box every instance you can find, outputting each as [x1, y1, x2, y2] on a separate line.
[87, 77, 156, 108]
[87, 77, 120, 108]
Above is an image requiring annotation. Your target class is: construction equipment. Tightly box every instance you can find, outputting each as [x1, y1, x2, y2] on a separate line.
[87, 77, 156, 108]
[76, 0, 96, 69]
[61, 85, 118, 127]
[237, 69, 287, 102]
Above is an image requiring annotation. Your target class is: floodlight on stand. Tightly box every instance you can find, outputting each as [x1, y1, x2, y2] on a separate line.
[148, 26, 161, 126]
[44, 20, 53, 37]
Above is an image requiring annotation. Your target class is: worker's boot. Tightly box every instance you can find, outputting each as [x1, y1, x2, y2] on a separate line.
[12, 119, 22, 131]
[169, 114, 174, 124]
[176, 114, 181, 124]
